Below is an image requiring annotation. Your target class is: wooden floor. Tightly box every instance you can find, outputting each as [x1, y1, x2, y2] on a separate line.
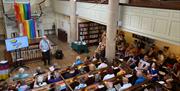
[0, 35, 97, 75]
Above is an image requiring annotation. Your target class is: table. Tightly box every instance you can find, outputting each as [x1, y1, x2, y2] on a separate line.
[71, 41, 88, 53]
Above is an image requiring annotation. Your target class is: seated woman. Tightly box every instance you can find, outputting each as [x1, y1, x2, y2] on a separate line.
[13, 68, 30, 80]
[34, 67, 45, 76]
[16, 81, 30, 91]
[33, 75, 47, 88]
[103, 69, 115, 80]
[47, 71, 62, 84]
[126, 51, 138, 69]
[75, 77, 87, 90]
[97, 60, 108, 69]
[105, 81, 116, 91]
[119, 77, 132, 91]
[136, 55, 150, 71]
[147, 62, 159, 82]
[73, 56, 84, 66]
[172, 62, 180, 81]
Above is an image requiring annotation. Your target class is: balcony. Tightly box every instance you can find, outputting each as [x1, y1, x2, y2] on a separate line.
[77, 0, 108, 4]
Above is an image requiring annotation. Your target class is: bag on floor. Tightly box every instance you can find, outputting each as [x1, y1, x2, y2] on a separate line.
[55, 50, 64, 59]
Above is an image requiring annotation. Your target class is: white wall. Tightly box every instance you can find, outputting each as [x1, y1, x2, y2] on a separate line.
[52, 0, 108, 25]
[55, 14, 70, 34]
[121, 6, 180, 45]
[77, 2, 108, 25]
[52, 0, 71, 16]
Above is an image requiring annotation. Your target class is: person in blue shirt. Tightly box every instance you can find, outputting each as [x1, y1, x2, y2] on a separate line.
[13, 68, 30, 80]
[73, 56, 83, 66]
[135, 70, 146, 85]
[39, 36, 52, 65]
[147, 62, 158, 82]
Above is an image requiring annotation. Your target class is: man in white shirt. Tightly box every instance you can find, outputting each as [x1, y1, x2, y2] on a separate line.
[39, 36, 52, 65]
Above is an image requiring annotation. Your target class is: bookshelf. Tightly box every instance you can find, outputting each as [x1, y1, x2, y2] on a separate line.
[78, 22, 106, 46]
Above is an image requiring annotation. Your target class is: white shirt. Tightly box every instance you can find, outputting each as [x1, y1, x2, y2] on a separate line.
[119, 83, 132, 91]
[103, 74, 115, 80]
[97, 63, 108, 69]
[138, 59, 150, 69]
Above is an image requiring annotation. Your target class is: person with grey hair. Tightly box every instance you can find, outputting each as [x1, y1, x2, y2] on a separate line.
[13, 68, 30, 80]
[39, 36, 52, 65]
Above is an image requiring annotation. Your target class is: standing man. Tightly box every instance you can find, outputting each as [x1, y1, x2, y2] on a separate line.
[39, 36, 52, 65]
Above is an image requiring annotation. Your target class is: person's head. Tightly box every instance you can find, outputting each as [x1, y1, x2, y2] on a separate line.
[122, 77, 129, 84]
[107, 68, 113, 74]
[163, 46, 169, 51]
[136, 70, 143, 77]
[76, 56, 81, 60]
[105, 81, 113, 88]
[42, 35, 47, 40]
[144, 55, 149, 61]
[158, 50, 163, 55]
[36, 67, 42, 73]
[88, 63, 96, 71]
[150, 46, 155, 51]
[19, 68, 25, 74]
[151, 62, 157, 69]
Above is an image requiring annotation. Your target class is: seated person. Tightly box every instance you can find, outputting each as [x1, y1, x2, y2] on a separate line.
[99, 45, 106, 59]
[156, 50, 165, 66]
[70, 78, 79, 90]
[95, 73, 102, 82]
[126, 51, 138, 69]
[88, 63, 96, 72]
[105, 81, 116, 91]
[85, 73, 95, 85]
[63, 68, 79, 79]
[84, 56, 91, 64]
[16, 81, 30, 91]
[72, 56, 84, 66]
[75, 77, 87, 90]
[47, 71, 62, 84]
[118, 77, 132, 91]
[97, 61, 108, 69]
[103, 69, 115, 80]
[163, 53, 177, 68]
[172, 62, 180, 81]
[33, 75, 47, 88]
[147, 62, 159, 82]
[34, 67, 45, 76]
[117, 68, 126, 76]
[13, 68, 30, 80]
[136, 55, 150, 71]
[134, 70, 146, 85]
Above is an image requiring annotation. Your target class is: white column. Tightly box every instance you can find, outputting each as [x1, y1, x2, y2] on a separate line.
[105, 0, 119, 62]
[69, 0, 77, 43]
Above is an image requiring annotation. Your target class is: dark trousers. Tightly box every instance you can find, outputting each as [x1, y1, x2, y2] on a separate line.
[42, 50, 51, 65]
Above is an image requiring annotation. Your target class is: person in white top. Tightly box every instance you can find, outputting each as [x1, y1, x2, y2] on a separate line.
[39, 36, 52, 65]
[136, 55, 150, 70]
[33, 75, 47, 88]
[97, 62, 108, 69]
[118, 77, 132, 91]
[103, 69, 115, 80]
